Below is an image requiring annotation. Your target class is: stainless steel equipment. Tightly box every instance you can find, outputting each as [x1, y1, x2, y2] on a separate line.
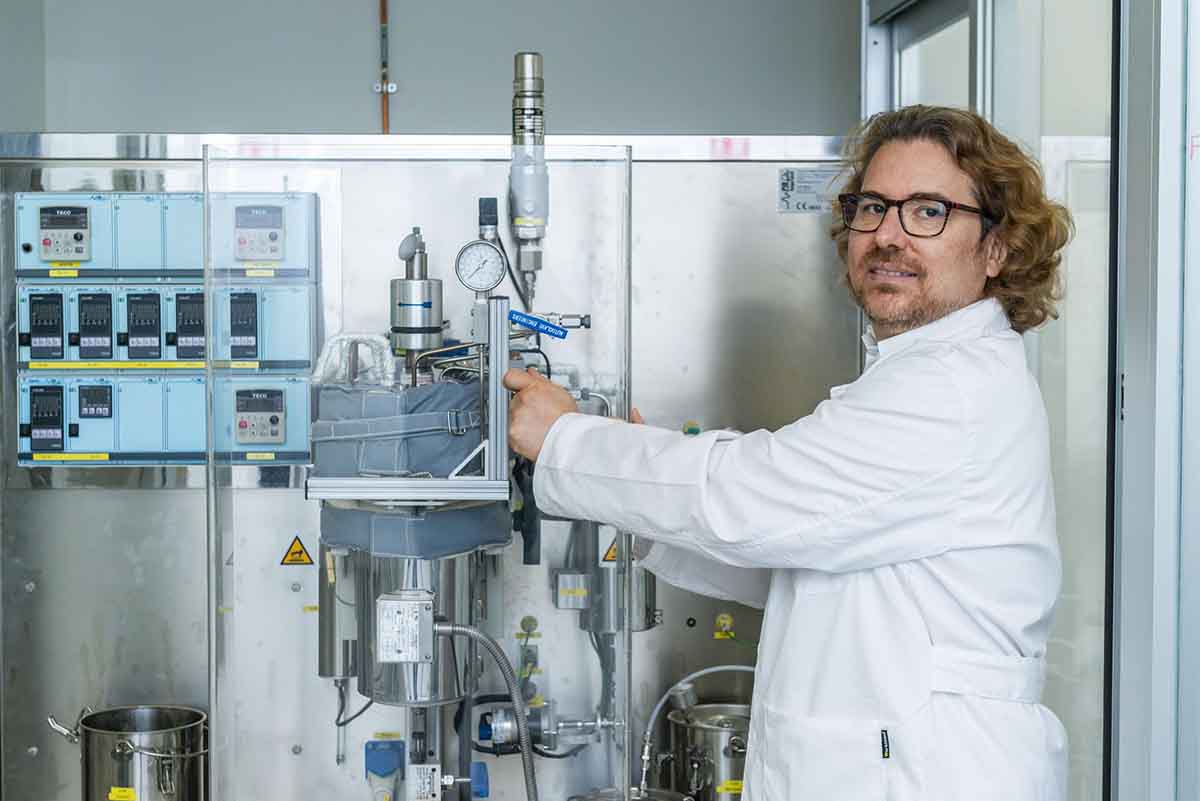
[48, 705, 207, 801]
[0, 132, 855, 801]
[390, 227, 444, 362]
[568, 789, 694, 801]
[667, 704, 749, 801]
[510, 52, 549, 301]
[355, 552, 470, 706]
[318, 543, 358, 681]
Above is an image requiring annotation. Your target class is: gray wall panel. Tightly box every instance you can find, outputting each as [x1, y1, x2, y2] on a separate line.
[0, 0, 45, 131]
[38, 0, 860, 135]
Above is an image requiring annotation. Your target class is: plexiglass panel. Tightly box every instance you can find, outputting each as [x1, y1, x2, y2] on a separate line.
[204, 142, 632, 801]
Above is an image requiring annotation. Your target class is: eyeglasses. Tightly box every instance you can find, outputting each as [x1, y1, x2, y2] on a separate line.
[838, 192, 994, 238]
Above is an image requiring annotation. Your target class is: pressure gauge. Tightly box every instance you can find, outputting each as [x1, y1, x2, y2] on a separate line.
[455, 240, 506, 293]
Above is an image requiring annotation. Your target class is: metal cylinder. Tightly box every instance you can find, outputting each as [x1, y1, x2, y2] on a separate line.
[355, 551, 470, 705]
[389, 277, 443, 354]
[667, 704, 749, 801]
[318, 542, 357, 679]
[512, 52, 544, 145]
[79, 706, 207, 801]
[577, 524, 658, 634]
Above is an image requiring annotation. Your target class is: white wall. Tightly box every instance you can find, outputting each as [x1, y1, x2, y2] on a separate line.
[0, 0, 45, 131]
[32, 0, 861, 135]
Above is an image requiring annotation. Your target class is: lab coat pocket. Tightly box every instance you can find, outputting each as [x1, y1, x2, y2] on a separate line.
[759, 703, 885, 801]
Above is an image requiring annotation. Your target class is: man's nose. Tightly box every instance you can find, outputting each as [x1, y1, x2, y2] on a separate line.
[872, 206, 909, 249]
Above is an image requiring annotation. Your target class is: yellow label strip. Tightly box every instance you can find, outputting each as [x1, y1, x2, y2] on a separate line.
[29, 361, 205, 370]
[716, 780, 744, 794]
[245, 452, 276, 461]
[48, 268, 80, 277]
[108, 787, 137, 801]
[32, 452, 109, 462]
[244, 268, 276, 277]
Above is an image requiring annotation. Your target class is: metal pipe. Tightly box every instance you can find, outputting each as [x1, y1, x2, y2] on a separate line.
[639, 665, 756, 793]
[487, 297, 511, 482]
[379, 0, 390, 133]
[435, 623, 538, 801]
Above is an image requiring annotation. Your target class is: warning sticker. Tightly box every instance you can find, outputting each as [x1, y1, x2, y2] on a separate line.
[716, 779, 744, 794]
[109, 788, 136, 801]
[599, 527, 619, 568]
[280, 536, 314, 566]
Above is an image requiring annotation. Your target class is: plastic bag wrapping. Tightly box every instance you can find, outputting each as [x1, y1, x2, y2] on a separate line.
[312, 334, 396, 386]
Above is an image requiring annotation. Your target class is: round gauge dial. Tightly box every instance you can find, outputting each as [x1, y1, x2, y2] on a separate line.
[454, 240, 506, 293]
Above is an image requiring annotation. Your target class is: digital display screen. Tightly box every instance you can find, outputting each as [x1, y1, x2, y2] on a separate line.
[236, 389, 284, 413]
[128, 295, 160, 330]
[79, 385, 113, 419]
[40, 206, 89, 230]
[235, 206, 283, 229]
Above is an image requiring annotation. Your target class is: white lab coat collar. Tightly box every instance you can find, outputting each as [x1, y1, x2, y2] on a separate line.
[861, 297, 1012, 369]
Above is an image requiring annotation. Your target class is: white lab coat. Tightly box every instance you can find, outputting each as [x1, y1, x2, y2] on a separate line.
[534, 298, 1067, 801]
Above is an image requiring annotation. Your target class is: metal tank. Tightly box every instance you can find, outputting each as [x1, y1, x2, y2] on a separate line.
[354, 551, 472, 706]
[666, 704, 749, 801]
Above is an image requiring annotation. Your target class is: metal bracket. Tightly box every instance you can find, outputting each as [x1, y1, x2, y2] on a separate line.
[373, 82, 398, 94]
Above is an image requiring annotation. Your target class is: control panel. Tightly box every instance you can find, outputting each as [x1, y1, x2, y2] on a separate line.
[122, 291, 163, 360]
[28, 292, 64, 360]
[76, 290, 115, 360]
[28, 384, 64, 453]
[171, 292, 206, 360]
[209, 193, 318, 276]
[234, 389, 285, 445]
[230, 292, 259, 359]
[14, 190, 318, 466]
[234, 205, 284, 261]
[39, 206, 91, 261]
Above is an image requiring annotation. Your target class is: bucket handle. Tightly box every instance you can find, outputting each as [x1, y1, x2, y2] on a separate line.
[47, 706, 94, 744]
[113, 739, 209, 760]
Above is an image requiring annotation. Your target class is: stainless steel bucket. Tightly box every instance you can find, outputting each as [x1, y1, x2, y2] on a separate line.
[666, 703, 750, 801]
[49, 705, 208, 801]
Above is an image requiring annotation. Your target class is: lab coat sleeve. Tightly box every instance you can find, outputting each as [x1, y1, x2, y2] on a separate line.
[533, 349, 970, 572]
[638, 542, 770, 609]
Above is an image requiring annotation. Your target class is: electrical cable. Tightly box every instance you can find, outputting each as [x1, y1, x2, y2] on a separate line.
[336, 698, 374, 727]
[513, 347, 551, 378]
[494, 236, 530, 311]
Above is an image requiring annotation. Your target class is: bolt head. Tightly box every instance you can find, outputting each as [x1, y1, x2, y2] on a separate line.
[26, 746, 38, 758]
[291, 744, 303, 755]
[24, 582, 36, 593]
[290, 582, 302, 593]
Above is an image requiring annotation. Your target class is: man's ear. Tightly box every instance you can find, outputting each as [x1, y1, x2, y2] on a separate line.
[983, 231, 1008, 279]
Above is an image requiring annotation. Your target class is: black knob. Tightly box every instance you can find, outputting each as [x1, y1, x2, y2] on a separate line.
[268, 232, 279, 241]
[21, 243, 32, 253]
[73, 232, 84, 242]
[269, 415, 279, 425]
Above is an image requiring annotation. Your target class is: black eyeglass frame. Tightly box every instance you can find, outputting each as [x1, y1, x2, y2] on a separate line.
[837, 192, 996, 238]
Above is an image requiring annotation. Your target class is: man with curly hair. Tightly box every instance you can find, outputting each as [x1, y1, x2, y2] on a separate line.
[505, 105, 1074, 800]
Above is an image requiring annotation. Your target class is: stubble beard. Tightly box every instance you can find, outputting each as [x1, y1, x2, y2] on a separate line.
[848, 248, 961, 339]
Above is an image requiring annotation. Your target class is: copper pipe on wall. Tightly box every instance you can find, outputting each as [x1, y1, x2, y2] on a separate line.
[379, 0, 390, 133]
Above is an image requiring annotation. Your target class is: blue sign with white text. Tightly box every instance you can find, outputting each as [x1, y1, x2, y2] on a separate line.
[508, 310, 568, 340]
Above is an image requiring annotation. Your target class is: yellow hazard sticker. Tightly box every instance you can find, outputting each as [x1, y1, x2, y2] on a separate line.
[281, 536, 314, 565]
[49, 267, 80, 277]
[245, 452, 276, 461]
[602, 539, 618, 562]
[108, 788, 137, 801]
[714, 632, 736, 640]
[716, 780, 743, 794]
[714, 612, 735, 639]
[32, 452, 109, 462]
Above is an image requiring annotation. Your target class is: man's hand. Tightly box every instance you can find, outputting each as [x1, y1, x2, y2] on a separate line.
[504, 368, 579, 461]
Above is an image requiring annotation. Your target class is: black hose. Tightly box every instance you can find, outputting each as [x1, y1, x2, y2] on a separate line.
[474, 741, 588, 759]
[495, 236, 530, 311]
[336, 698, 374, 727]
[513, 348, 551, 378]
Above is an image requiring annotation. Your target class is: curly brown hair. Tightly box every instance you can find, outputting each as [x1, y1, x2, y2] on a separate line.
[831, 106, 1073, 333]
